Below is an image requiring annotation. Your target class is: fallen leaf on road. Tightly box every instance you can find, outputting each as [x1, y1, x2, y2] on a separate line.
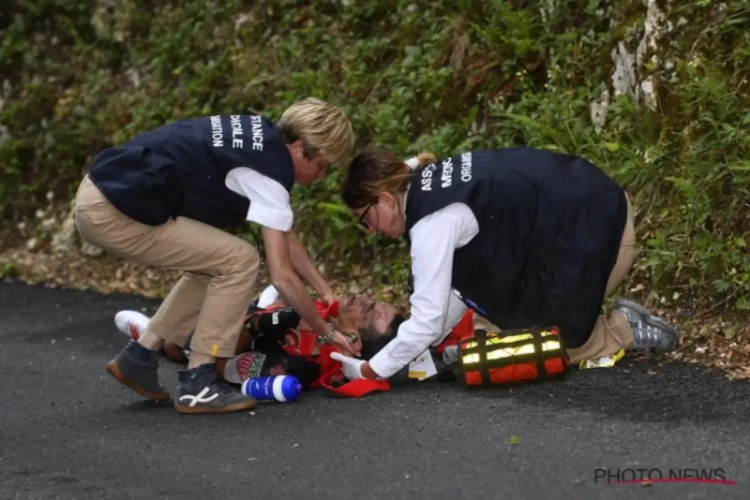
[508, 435, 521, 446]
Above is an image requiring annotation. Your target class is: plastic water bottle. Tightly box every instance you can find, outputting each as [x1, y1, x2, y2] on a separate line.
[241, 375, 303, 403]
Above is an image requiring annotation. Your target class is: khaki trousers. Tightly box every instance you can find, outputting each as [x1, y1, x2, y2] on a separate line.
[565, 196, 636, 364]
[471, 196, 637, 364]
[74, 176, 261, 358]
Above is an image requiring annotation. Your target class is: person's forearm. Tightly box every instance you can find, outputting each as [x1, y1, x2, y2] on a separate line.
[271, 270, 329, 337]
[261, 227, 330, 338]
[365, 324, 439, 379]
[288, 230, 332, 299]
[361, 362, 379, 379]
[364, 296, 468, 380]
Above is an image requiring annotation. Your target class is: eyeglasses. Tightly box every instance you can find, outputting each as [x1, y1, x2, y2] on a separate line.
[358, 203, 373, 229]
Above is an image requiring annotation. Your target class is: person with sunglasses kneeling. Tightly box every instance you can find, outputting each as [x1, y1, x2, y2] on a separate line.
[330, 147, 680, 383]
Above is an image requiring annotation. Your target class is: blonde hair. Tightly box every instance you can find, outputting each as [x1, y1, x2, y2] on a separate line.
[277, 97, 355, 167]
[341, 148, 437, 209]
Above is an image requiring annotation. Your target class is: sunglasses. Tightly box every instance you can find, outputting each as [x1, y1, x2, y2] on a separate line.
[357, 203, 373, 229]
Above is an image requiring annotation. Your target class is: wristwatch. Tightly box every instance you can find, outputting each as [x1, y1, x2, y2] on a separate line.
[317, 322, 335, 345]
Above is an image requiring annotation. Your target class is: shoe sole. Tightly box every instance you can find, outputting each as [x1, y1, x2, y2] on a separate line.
[174, 399, 257, 415]
[106, 360, 171, 401]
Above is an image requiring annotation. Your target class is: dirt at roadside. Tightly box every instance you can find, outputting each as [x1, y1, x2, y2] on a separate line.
[2, 221, 750, 381]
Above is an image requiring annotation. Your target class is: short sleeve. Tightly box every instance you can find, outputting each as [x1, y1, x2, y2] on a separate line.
[224, 167, 294, 232]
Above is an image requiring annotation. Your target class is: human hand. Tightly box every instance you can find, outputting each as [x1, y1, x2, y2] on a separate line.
[330, 352, 367, 380]
[343, 331, 363, 357]
[332, 330, 361, 358]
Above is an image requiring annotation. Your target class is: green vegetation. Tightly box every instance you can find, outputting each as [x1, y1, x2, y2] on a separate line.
[0, 258, 19, 279]
[1, 0, 749, 312]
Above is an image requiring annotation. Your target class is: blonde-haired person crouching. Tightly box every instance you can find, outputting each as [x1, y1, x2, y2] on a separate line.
[74, 98, 357, 414]
[331, 146, 680, 383]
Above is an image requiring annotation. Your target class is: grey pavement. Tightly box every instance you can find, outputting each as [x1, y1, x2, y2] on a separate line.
[1, 281, 748, 499]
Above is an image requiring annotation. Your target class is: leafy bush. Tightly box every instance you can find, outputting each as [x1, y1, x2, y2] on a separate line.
[1, 0, 748, 310]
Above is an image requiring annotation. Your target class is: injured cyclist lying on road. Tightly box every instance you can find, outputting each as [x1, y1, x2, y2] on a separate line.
[114, 285, 479, 395]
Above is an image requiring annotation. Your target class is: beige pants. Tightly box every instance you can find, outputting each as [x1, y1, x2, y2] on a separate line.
[74, 176, 261, 357]
[472, 196, 637, 364]
[566, 196, 637, 363]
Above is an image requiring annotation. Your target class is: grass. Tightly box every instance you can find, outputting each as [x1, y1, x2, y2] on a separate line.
[1, 0, 749, 314]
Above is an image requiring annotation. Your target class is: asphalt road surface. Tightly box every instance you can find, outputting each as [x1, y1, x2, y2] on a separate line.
[2, 280, 750, 499]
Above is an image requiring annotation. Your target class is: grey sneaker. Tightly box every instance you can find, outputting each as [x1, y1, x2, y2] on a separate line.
[106, 340, 170, 401]
[615, 297, 680, 350]
[174, 363, 257, 415]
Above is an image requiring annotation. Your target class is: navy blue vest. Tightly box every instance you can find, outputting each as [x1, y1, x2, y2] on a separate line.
[404, 147, 628, 348]
[87, 115, 295, 228]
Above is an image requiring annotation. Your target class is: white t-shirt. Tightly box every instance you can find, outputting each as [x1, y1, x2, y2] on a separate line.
[224, 167, 294, 232]
[368, 201, 479, 379]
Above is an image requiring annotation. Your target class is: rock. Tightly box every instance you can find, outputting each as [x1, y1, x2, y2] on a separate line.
[640, 77, 658, 111]
[590, 89, 610, 132]
[611, 41, 638, 100]
[636, 0, 670, 69]
[594, 0, 673, 125]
